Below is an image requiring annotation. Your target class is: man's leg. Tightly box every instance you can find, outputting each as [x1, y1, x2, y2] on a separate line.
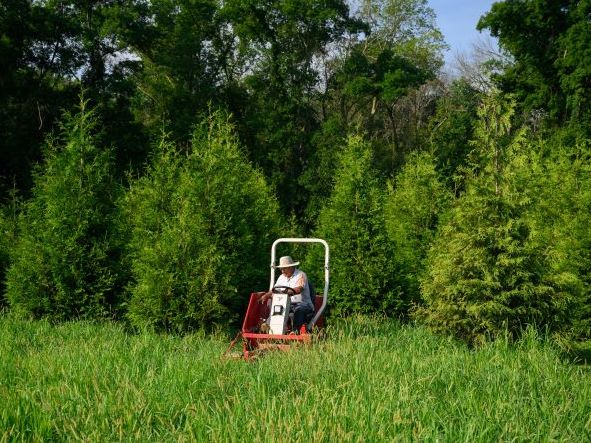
[292, 305, 313, 331]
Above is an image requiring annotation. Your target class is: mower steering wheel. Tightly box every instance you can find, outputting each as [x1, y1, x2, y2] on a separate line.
[273, 285, 294, 295]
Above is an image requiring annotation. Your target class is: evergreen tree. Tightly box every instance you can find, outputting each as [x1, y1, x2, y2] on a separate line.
[0, 193, 19, 308]
[527, 142, 591, 340]
[416, 94, 574, 344]
[124, 111, 282, 332]
[0, 211, 6, 308]
[299, 115, 348, 229]
[6, 100, 124, 320]
[310, 135, 401, 316]
[384, 151, 452, 306]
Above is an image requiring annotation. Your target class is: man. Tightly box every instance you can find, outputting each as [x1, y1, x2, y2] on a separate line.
[258, 256, 314, 333]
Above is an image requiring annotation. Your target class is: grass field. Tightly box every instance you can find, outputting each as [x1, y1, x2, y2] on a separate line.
[1, 315, 590, 442]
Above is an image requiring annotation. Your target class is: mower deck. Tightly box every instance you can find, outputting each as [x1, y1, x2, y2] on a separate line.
[224, 293, 323, 360]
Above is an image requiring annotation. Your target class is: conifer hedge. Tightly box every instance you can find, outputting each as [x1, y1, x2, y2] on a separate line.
[384, 151, 452, 306]
[5, 101, 124, 320]
[526, 142, 591, 340]
[123, 111, 281, 332]
[311, 135, 402, 316]
[416, 95, 576, 343]
[0, 209, 14, 308]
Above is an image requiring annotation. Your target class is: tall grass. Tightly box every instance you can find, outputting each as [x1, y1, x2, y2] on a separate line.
[1, 315, 590, 441]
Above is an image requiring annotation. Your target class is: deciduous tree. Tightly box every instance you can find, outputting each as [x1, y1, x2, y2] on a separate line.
[478, 0, 591, 130]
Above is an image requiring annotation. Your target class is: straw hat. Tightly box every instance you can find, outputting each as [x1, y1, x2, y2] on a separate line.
[276, 256, 300, 269]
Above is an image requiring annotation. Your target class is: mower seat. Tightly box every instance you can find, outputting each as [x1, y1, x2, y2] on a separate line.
[305, 280, 316, 327]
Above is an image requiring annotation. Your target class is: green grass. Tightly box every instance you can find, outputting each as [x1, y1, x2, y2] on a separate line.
[1, 316, 590, 442]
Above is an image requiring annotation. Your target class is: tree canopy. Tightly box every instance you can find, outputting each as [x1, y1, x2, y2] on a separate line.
[1, 1, 591, 346]
[478, 0, 591, 130]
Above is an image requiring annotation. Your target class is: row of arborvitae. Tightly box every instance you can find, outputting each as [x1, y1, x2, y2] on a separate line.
[1, 101, 281, 332]
[305, 92, 591, 344]
[1, 93, 591, 345]
[416, 96, 591, 344]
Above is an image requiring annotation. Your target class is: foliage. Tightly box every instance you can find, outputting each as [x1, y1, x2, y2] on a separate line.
[124, 111, 282, 332]
[555, 0, 591, 127]
[0, 0, 76, 195]
[299, 114, 348, 228]
[2, 317, 591, 441]
[0, 197, 19, 309]
[525, 142, 591, 340]
[428, 79, 481, 188]
[384, 151, 452, 305]
[326, 44, 437, 176]
[477, 0, 568, 119]
[5, 100, 124, 320]
[221, 0, 363, 86]
[416, 94, 576, 344]
[478, 0, 591, 131]
[0, 0, 590, 344]
[310, 134, 402, 316]
[219, 0, 365, 216]
[128, 0, 222, 143]
[0, 213, 7, 308]
[357, 0, 447, 72]
[0, 0, 151, 199]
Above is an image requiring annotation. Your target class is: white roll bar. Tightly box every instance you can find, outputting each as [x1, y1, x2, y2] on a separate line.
[269, 238, 329, 329]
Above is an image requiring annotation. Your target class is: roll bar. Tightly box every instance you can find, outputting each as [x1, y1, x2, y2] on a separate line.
[269, 238, 329, 329]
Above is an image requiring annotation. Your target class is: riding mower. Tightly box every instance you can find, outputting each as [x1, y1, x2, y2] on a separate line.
[224, 238, 329, 360]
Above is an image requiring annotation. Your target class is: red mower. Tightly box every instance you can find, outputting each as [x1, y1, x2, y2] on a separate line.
[225, 238, 329, 360]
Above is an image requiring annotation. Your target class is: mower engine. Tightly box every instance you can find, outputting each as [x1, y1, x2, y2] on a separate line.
[268, 292, 291, 335]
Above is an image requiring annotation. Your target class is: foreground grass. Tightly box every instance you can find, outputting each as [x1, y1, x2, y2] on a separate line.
[1, 316, 590, 442]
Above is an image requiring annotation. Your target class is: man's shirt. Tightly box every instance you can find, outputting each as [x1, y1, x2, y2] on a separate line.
[275, 268, 313, 310]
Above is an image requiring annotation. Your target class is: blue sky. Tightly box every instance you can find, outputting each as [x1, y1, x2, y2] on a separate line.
[429, 0, 498, 66]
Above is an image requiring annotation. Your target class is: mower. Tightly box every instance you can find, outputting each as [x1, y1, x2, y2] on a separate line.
[224, 238, 329, 360]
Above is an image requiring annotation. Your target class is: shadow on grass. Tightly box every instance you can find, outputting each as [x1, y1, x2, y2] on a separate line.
[565, 341, 591, 367]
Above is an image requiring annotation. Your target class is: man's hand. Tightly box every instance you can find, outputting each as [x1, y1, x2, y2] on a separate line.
[286, 288, 295, 296]
[258, 291, 271, 304]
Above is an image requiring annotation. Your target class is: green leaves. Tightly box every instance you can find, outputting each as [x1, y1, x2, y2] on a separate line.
[311, 135, 401, 316]
[124, 111, 282, 332]
[478, 0, 591, 129]
[359, 0, 446, 72]
[6, 99, 124, 320]
[384, 151, 451, 306]
[416, 94, 585, 344]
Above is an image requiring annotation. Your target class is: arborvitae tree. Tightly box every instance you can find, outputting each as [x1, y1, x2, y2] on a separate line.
[124, 111, 282, 332]
[6, 101, 124, 320]
[0, 194, 19, 308]
[0, 212, 7, 308]
[384, 151, 452, 306]
[416, 94, 575, 344]
[310, 135, 401, 316]
[527, 142, 591, 340]
[300, 115, 348, 229]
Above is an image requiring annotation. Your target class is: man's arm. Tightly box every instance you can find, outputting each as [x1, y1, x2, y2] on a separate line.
[288, 272, 307, 295]
[256, 291, 272, 303]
